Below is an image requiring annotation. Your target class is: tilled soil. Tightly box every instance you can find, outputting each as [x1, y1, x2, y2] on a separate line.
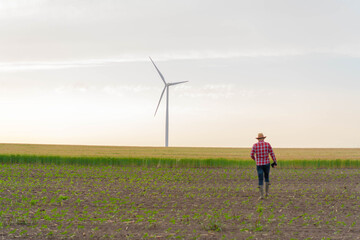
[0, 164, 359, 239]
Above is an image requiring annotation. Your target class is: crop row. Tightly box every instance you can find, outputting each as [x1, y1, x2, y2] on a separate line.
[0, 164, 359, 239]
[0, 154, 359, 168]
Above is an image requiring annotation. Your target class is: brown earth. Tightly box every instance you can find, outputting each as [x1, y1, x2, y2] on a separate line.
[0, 164, 359, 239]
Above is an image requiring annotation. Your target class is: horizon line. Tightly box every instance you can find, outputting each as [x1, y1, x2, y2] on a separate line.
[0, 142, 359, 149]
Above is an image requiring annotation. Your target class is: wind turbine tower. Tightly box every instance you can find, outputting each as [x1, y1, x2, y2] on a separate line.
[150, 57, 188, 147]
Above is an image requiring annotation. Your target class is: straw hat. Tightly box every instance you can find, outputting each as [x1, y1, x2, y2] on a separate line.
[256, 133, 266, 139]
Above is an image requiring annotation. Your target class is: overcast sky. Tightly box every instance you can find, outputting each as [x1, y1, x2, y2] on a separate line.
[0, 0, 359, 148]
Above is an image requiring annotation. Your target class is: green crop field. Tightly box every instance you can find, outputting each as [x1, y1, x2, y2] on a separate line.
[1, 143, 360, 160]
[0, 144, 359, 168]
[0, 164, 359, 239]
[0, 144, 360, 239]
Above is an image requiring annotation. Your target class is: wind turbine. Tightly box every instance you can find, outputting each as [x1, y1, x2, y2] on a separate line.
[150, 57, 188, 147]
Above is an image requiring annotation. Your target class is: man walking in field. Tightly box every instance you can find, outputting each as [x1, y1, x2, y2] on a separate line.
[251, 133, 277, 200]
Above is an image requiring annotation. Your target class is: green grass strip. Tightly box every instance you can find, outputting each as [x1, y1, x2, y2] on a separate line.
[0, 154, 359, 168]
[0, 154, 251, 168]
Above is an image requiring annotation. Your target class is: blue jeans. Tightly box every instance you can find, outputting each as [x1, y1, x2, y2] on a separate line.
[256, 163, 270, 186]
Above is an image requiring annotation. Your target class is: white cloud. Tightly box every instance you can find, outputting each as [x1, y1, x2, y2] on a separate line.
[0, 48, 330, 72]
[179, 84, 235, 100]
[0, 57, 146, 72]
[54, 84, 157, 96]
[203, 84, 233, 91]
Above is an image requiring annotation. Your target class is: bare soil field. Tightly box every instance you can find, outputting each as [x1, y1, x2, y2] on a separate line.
[0, 143, 359, 160]
[1, 164, 359, 239]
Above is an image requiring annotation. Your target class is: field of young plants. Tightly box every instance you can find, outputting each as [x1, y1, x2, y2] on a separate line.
[1, 163, 360, 239]
[0, 144, 359, 239]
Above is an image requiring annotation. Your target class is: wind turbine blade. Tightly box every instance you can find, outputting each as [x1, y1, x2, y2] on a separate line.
[154, 86, 166, 116]
[149, 57, 166, 85]
[168, 81, 188, 86]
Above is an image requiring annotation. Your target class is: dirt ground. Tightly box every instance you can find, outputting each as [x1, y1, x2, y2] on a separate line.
[0, 164, 360, 239]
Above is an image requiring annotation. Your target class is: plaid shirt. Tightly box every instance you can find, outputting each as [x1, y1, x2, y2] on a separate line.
[251, 140, 277, 166]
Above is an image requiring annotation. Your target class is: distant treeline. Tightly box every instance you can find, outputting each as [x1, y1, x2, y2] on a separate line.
[0, 154, 359, 169]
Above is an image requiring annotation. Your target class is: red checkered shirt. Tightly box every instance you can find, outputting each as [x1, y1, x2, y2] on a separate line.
[251, 141, 277, 166]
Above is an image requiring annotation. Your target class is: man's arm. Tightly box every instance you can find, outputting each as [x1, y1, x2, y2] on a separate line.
[268, 144, 277, 163]
[250, 144, 256, 160]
